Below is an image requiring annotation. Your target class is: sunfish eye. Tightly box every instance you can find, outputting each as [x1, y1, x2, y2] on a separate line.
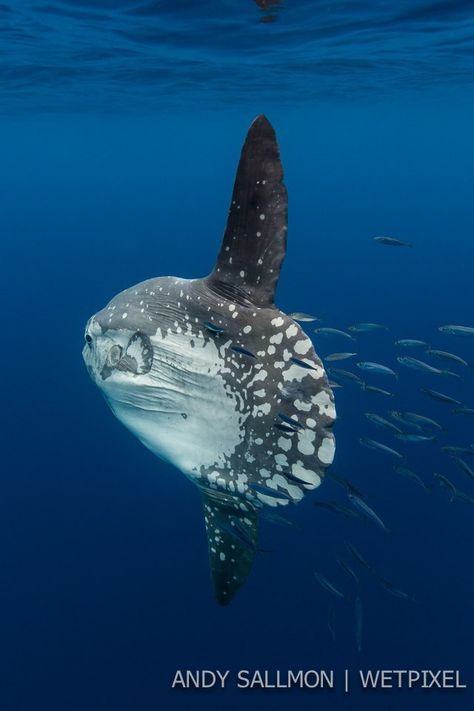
[85, 334, 92, 344]
[107, 344, 123, 366]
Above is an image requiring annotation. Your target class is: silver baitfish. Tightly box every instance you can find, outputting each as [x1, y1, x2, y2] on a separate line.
[204, 321, 225, 334]
[389, 411, 422, 430]
[394, 466, 430, 491]
[376, 576, 412, 600]
[395, 339, 427, 348]
[314, 327, 355, 341]
[426, 349, 468, 367]
[287, 312, 320, 323]
[248, 483, 293, 501]
[441, 446, 474, 456]
[365, 413, 402, 434]
[451, 457, 474, 482]
[347, 493, 389, 532]
[359, 438, 404, 459]
[357, 361, 397, 377]
[453, 407, 474, 416]
[313, 501, 360, 519]
[314, 571, 345, 599]
[327, 367, 363, 383]
[373, 236, 413, 247]
[438, 325, 474, 337]
[397, 356, 458, 377]
[395, 433, 436, 443]
[345, 541, 374, 573]
[420, 388, 462, 405]
[326, 472, 367, 500]
[360, 383, 395, 397]
[231, 345, 256, 358]
[337, 558, 359, 585]
[348, 323, 388, 332]
[392, 411, 443, 431]
[324, 352, 357, 362]
[433, 472, 458, 501]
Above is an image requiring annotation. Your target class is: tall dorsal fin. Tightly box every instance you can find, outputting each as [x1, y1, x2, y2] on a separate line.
[202, 491, 259, 605]
[206, 115, 288, 307]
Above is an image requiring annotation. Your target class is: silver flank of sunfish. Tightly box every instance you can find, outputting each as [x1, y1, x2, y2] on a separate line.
[373, 235, 413, 247]
[82, 116, 336, 605]
[438, 324, 474, 337]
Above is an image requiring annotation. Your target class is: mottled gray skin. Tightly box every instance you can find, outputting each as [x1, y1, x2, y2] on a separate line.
[83, 116, 336, 604]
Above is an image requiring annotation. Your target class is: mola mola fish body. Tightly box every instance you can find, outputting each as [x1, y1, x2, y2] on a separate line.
[83, 116, 336, 604]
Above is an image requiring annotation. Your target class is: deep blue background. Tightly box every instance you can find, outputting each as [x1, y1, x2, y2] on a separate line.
[1, 2, 474, 710]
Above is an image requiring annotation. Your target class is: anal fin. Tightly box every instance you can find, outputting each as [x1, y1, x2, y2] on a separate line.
[202, 491, 259, 605]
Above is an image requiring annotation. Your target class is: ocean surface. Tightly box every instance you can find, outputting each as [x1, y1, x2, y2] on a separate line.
[1, 2, 474, 710]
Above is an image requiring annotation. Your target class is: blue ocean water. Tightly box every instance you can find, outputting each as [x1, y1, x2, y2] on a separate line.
[1, 2, 474, 710]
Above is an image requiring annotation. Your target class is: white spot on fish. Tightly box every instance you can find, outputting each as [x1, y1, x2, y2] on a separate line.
[278, 436, 292, 452]
[318, 436, 335, 464]
[292, 461, 321, 487]
[294, 339, 311, 355]
[271, 317, 284, 327]
[286, 324, 298, 338]
[297, 429, 316, 456]
[294, 399, 312, 412]
[312, 391, 336, 419]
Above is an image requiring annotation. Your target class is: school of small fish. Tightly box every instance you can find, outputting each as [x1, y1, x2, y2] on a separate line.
[268, 239, 473, 652]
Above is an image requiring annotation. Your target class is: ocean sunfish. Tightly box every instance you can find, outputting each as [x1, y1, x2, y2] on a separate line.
[83, 115, 336, 604]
